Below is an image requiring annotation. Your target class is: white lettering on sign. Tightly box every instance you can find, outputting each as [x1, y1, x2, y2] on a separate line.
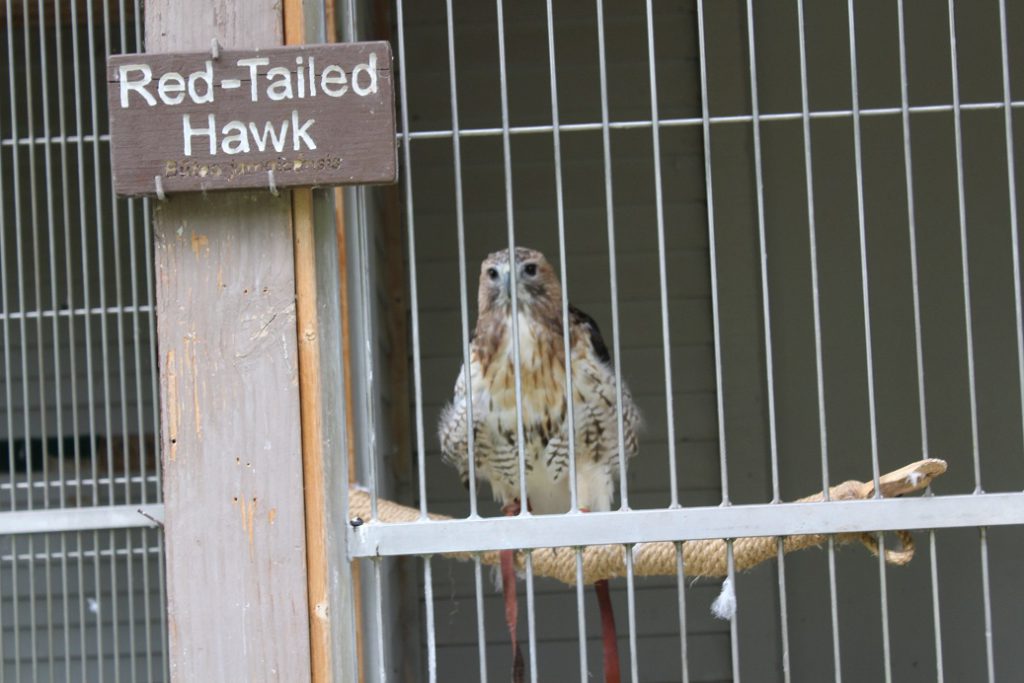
[352, 53, 378, 96]
[117, 51, 379, 157]
[119, 64, 156, 107]
[319, 65, 347, 97]
[158, 72, 186, 105]
[182, 111, 316, 156]
[188, 61, 215, 104]
[237, 57, 270, 102]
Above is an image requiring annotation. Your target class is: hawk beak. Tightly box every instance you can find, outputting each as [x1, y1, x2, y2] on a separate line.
[502, 271, 512, 296]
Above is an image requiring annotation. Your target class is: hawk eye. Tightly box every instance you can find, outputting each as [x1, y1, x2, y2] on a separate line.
[487, 267, 499, 281]
[523, 263, 537, 277]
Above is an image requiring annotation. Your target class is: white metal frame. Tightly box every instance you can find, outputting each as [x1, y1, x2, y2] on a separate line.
[352, 0, 1024, 682]
[348, 493, 1024, 558]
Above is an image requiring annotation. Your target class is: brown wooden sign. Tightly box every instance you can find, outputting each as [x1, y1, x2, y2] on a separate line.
[107, 42, 397, 196]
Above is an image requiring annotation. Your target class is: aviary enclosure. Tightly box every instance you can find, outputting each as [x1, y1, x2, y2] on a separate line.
[1, 0, 1023, 682]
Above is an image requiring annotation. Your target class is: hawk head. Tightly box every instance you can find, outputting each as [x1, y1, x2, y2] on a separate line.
[477, 247, 562, 320]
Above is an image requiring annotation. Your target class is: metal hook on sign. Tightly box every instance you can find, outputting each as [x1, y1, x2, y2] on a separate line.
[137, 507, 164, 529]
[154, 175, 167, 202]
[267, 170, 280, 197]
[211, 38, 221, 60]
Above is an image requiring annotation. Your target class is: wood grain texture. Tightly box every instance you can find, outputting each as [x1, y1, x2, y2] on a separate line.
[155, 193, 312, 682]
[293, 187, 331, 683]
[287, 3, 364, 681]
[147, 2, 312, 681]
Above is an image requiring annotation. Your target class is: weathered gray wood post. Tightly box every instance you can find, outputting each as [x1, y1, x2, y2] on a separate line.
[146, 2, 313, 680]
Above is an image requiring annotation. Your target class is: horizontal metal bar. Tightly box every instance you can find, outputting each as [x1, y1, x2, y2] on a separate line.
[349, 493, 1024, 557]
[2, 545, 162, 563]
[0, 304, 153, 322]
[0, 503, 164, 535]
[0, 133, 111, 147]
[399, 99, 1024, 141]
[0, 475, 159, 491]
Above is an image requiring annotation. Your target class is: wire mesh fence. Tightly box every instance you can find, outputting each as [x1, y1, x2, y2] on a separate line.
[1, 1, 167, 680]
[2, 0, 1023, 681]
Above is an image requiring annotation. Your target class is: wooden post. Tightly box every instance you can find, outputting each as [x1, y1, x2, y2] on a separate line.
[146, 3, 313, 681]
[284, 2, 363, 681]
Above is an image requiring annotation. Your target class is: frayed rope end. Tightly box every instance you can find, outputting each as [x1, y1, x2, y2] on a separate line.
[711, 577, 737, 621]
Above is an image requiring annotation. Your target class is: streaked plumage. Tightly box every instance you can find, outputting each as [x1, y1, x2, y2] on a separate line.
[438, 247, 640, 514]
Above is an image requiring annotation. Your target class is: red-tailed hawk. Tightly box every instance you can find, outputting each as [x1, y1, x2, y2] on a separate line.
[438, 246, 640, 682]
[439, 246, 640, 513]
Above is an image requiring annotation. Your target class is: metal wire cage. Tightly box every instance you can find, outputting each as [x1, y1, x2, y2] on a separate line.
[1, 0, 1023, 681]
[1, 1, 167, 680]
[345, 0, 1024, 681]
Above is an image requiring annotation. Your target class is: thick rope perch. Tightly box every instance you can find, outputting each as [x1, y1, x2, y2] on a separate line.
[348, 458, 947, 585]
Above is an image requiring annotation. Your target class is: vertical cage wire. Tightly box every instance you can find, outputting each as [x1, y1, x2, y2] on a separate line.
[573, 548, 587, 681]
[893, 0, 947, 679]
[742, 0, 792, 677]
[844, 0, 895, 678]
[674, 542, 689, 683]
[372, 556, 387, 683]
[69, 0, 99, 515]
[997, 0, 1023, 674]
[443, 0, 481, 522]
[2, 14, 13, 522]
[472, 554, 489, 683]
[623, 544, 639, 683]
[945, 0, 982, 497]
[4, 6, 25, 682]
[695, 0, 743, 679]
[593, 0, 629, 512]
[0, 132, 6, 683]
[1, 1, 167, 679]
[997, 0, 1024, 459]
[492, 0, 531, 516]
[540, 3, 589, 677]
[792, 0, 844, 677]
[36, 4, 62, 674]
[524, 551, 538, 683]
[423, 556, 438, 683]
[642, 0, 677, 513]
[543, 0, 579, 517]
[945, 2, 997, 678]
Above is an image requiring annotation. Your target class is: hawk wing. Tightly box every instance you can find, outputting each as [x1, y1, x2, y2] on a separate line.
[569, 303, 640, 461]
[535, 305, 641, 512]
[438, 361, 474, 487]
[569, 304, 611, 364]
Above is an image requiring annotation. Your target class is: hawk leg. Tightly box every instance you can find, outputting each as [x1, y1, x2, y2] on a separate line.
[501, 500, 525, 683]
[582, 506, 621, 683]
[595, 578, 621, 683]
